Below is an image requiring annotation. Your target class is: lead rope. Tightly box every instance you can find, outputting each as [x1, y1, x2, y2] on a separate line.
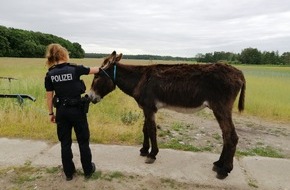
[100, 64, 117, 83]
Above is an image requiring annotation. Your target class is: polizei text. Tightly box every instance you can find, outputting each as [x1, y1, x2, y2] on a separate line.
[51, 74, 73, 82]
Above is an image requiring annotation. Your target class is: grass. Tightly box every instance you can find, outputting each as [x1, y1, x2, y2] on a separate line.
[236, 65, 290, 122]
[171, 122, 183, 131]
[87, 170, 125, 181]
[160, 178, 177, 189]
[121, 109, 141, 125]
[212, 133, 222, 141]
[0, 58, 290, 146]
[159, 139, 213, 152]
[0, 58, 145, 143]
[236, 146, 284, 158]
[248, 178, 259, 188]
[0, 162, 43, 185]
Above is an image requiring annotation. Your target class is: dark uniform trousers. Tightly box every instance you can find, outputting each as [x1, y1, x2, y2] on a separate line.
[56, 105, 92, 177]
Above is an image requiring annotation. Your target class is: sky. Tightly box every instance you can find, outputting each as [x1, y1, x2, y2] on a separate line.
[1, 0, 290, 57]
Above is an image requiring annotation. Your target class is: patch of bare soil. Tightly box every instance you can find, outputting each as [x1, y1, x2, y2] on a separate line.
[0, 166, 217, 190]
[156, 109, 290, 158]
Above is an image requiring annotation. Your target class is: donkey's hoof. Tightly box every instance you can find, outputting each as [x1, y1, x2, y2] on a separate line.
[140, 152, 149, 157]
[214, 167, 228, 179]
[212, 165, 220, 172]
[140, 148, 149, 157]
[145, 157, 156, 164]
[216, 172, 228, 180]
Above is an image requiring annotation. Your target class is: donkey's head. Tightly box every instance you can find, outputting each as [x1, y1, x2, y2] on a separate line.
[88, 51, 123, 104]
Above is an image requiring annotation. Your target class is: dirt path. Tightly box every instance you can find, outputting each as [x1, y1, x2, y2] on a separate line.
[157, 109, 290, 158]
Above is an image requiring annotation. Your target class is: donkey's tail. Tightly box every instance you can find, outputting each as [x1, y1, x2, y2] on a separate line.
[238, 75, 246, 112]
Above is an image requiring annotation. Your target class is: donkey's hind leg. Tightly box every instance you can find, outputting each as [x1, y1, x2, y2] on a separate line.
[141, 108, 159, 164]
[140, 132, 149, 157]
[212, 108, 239, 179]
[140, 117, 150, 157]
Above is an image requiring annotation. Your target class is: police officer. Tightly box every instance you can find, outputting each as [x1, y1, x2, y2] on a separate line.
[44, 43, 99, 181]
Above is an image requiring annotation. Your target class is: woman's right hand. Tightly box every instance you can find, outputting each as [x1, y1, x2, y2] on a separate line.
[50, 114, 56, 123]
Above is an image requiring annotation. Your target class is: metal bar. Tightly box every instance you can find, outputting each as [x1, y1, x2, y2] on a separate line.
[0, 94, 36, 102]
[0, 77, 18, 80]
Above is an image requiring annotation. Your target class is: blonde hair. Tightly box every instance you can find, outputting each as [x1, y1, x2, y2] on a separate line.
[45, 44, 69, 68]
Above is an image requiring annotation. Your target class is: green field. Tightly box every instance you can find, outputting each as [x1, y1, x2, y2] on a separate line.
[236, 65, 290, 121]
[0, 58, 289, 143]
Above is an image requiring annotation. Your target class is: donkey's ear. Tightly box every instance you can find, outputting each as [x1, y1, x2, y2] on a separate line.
[115, 53, 123, 62]
[102, 51, 117, 67]
[110, 51, 117, 62]
[103, 55, 111, 66]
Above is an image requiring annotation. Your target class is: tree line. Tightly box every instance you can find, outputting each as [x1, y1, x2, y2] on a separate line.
[0, 25, 84, 58]
[1, 25, 289, 65]
[195, 48, 290, 65]
[88, 48, 290, 65]
[85, 53, 195, 61]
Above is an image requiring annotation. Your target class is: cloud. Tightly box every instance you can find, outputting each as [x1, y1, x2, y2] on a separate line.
[0, 0, 289, 57]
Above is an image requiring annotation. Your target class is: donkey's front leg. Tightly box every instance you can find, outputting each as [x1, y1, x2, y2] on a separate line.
[143, 109, 159, 164]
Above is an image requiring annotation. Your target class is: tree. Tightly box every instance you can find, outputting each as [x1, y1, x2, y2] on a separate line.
[19, 40, 38, 57]
[280, 52, 290, 65]
[72, 42, 85, 58]
[0, 35, 10, 56]
[204, 53, 214, 62]
[195, 53, 205, 62]
[0, 25, 85, 58]
[239, 48, 262, 64]
[261, 51, 280, 64]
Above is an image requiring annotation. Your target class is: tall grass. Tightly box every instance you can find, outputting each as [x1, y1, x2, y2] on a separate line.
[0, 58, 289, 144]
[237, 65, 290, 122]
[0, 58, 144, 143]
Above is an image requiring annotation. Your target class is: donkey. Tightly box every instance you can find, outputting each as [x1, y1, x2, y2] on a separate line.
[89, 51, 246, 179]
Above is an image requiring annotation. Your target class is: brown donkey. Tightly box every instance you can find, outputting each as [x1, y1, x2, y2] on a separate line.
[89, 51, 246, 179]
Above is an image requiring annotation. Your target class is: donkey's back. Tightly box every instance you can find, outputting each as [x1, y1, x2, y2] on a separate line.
[134, 63, 245, 113]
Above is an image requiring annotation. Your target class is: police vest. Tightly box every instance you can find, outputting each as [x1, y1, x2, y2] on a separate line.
[47, 63, 86, 98]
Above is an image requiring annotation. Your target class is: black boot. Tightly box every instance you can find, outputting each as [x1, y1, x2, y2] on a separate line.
[85, 162, 96, 179]
[66, 168, 76, 181]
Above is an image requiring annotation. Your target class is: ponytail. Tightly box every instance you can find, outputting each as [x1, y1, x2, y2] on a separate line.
[45, 44, 69, 68]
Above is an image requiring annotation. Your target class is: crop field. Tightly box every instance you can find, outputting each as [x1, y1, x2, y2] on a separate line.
[0, 58, 289, 144]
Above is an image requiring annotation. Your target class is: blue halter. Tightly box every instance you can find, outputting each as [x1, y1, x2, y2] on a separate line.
[99, 64, 117, 83]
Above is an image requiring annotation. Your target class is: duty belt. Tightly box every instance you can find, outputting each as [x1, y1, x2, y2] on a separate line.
[57, 97, 81, 107]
